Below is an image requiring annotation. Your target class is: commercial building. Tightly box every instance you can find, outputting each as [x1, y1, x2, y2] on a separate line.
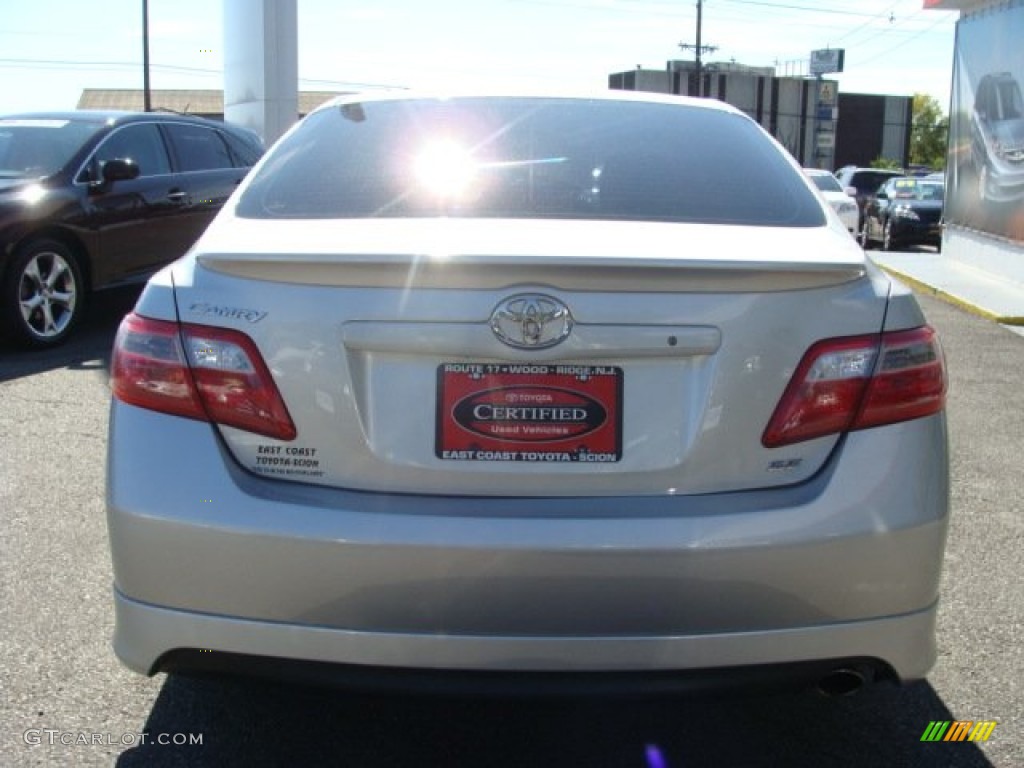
[76, 89, 341, 121]
[609, 61, 913, 171]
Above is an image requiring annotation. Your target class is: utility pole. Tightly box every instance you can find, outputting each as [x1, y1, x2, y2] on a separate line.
[678, 0, 717, 97]
[143, 0, 152, 111]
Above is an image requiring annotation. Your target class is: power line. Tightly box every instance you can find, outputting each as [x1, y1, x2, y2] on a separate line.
[0, 57, 403, 91]
[708, 0, 950, 33]
[693, 1, 954, 78]
[512, 0, 689, 16]
[298, 76, 407, 90]
[0, 57, 220, 75]
[826, 2, 904, 45]
[713, 0, 893, 18]
[853, 13, 953, 69]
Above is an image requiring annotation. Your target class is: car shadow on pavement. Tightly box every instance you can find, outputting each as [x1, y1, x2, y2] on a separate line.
[115, 673, 994, 767]
[0, 285, 141, 383]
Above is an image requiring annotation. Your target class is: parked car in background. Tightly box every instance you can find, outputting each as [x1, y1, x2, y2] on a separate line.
[834, 166, 904, 234]
[971, 71, 1024, 202]
[107, 92, 949, 697]
[804, 168, 858, 235]
[0, 111, 262, 347]
[861, 176, 944, 251]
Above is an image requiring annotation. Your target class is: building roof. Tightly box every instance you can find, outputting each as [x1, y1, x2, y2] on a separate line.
[76, 89, 345, 117]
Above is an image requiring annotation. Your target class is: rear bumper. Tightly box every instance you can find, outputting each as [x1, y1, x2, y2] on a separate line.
[835, 209, 858, 234]
[107, 403, 949, 683]
[116, 589, 931, 691]
[890, 217, 942, 246]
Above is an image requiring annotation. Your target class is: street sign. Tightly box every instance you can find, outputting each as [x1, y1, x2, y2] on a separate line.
[810, 49, 845, 75]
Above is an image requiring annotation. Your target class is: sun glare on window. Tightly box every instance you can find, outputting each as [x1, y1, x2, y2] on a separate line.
[413, 141, 477, 198]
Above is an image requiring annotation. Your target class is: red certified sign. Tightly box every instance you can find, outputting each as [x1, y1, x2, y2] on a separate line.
[437, 363, 622, 462]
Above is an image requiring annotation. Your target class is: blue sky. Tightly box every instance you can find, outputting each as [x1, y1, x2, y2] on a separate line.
[0, 0, 959, 113]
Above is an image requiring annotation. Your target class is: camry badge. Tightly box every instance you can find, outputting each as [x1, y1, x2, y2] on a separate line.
[490, 294, 573, 349]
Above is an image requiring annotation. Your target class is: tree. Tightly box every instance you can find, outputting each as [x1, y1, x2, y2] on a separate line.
[871, 156, 902, 170]
[910, 93, 949, 171]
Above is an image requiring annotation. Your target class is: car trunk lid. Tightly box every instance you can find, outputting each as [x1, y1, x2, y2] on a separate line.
[172, 217, 885, 497]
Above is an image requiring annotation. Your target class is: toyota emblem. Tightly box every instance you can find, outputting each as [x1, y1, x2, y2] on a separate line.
[490, 294, 573, 349]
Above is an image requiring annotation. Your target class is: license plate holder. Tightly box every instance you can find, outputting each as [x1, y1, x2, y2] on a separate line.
[436, 363, 623, 462]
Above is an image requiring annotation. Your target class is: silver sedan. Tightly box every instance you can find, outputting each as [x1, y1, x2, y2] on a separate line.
[106, 92, 949, 696]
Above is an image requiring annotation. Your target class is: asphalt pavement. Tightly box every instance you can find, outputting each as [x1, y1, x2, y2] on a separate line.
[2, 247, 1023, 767]
[4, 288, 1021, 767]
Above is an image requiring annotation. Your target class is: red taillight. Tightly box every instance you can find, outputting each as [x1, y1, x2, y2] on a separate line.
[111, 314, 206, 421]
[762, 325, 946, 448]
[854, 326, 947, 430]
[111, 313, 297, 441]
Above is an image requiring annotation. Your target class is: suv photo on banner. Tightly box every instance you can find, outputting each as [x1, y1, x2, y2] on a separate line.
[947, 4, 1024, 242]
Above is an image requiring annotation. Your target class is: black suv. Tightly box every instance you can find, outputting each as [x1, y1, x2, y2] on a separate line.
[0, 111, 263, 347]
[834, 166, 904, 234]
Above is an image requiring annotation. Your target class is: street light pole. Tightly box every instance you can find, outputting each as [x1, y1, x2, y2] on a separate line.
[695, 0, 703, 94]
[678, 0, 716, 97]
[143, 0, 152, 111]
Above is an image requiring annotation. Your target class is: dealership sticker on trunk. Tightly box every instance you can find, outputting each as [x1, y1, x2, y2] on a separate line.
[436, 363, 622, 462]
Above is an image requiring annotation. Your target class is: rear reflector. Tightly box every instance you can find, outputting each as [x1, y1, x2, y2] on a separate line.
[111, 313, 296, 441]
[762, 325, 945, 448]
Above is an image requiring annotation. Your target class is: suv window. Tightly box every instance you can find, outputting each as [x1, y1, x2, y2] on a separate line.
[0, 118, 102, 179]
[854, 173, 889, 194]
[221, 130, 261, 167]
[165, 124, 234, 172]
[994, 77, 1024, 120]
[237, 97, 825, 227]
[837, 168, 901, 196]
[808, 172, 843, 193]
[81, 123, 171, 181]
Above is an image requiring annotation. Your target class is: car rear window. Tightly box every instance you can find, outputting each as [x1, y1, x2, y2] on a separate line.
[851, 171, 899, 194]
[889, 179, 945, 201]
[237, 97, 825, 227]
[808, 172, 843, 193]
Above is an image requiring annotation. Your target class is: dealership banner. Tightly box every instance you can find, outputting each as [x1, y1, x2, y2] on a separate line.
[947, 0, 1024, 242]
